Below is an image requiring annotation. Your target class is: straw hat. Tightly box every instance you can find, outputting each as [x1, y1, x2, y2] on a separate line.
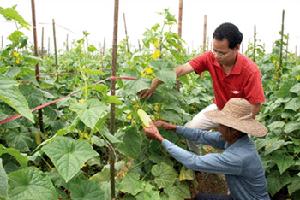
[205, 98, 267, 137]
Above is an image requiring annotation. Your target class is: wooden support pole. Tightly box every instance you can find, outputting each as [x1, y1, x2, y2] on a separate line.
[278, 9, 285, 82]
[47, 37, 50, 55]
[41, 27, 44, 58]
[122, 13, 130, 53]
[110, 0, 119, 199]
[253, 25, 256, 62]
[31, 0, 44, 133]
[66, 34, 69, 51]
[177, 0, 183, 37]
[202, 15, 207, 52]
[1, 35, 3, 49]
[52, 19, 58, 80]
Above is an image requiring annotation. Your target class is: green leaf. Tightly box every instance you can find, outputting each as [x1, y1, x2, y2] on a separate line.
[135, 182, 160, 200]
[272, 151, 295, 174]
[288, 177, 300, 194]
[285, 98, 300, 112]
[284, 121, 300, 133]
[0, 77, 33, 122]
[5, 131, 33, 152]
[156, 69, 176, 86]
[290, 83, 300, 94]
[69, 179, 105, 200]
[0, 6, 30, 28]
[117, 127, 142, 159]
[0, 159, 8, 199]
[118, 172, 144, 195]
[151, 162, 177, 188]
[103, 95, 123, 105]
[267, 171, 291, 195]
[267, 121, 285, 132]
[8, 30, 24, 44]
[70, 98, 108, 129]
[0, 144, 28, 167]
[87, 45, 97, 52]
[261, 138, 291, 155]
[164, 183, 191, 200]
[124, 79, 150, 96]
[8, 167, 58, 200]
[42, 136, 98, 182]
[179, 166, 195, 181]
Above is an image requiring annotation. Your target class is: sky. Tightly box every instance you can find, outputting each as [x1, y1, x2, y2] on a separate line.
[1, 0, 300, 54]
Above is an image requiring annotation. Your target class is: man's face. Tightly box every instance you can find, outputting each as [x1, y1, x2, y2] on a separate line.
[218, 124, 232, 142]
[212, 39, 238, 66]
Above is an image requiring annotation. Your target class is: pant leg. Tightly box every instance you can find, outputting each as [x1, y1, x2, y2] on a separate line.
[195, 193, 233, 200]
[185, 104, 219, 154]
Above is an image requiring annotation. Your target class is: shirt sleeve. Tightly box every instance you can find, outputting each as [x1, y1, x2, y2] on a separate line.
[244, 70, 265, 104]
[162, 139, 242, 175]
[189, 52, 210, 75]
[176, 126, 225, 149]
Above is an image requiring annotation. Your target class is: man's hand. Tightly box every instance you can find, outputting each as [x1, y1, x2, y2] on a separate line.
[143, 124, 164, 142]
[139, 88, 155, 99]
[139, 79, 162, 99]
[153, 120, 176, 130]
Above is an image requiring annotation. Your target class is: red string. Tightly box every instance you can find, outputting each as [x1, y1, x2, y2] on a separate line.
[0, 76, 137, 125]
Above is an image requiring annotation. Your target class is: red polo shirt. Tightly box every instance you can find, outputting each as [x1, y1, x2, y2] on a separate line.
[189, 51, 265, 109]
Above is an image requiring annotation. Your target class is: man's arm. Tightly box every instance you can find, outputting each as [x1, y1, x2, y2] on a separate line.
[162, 140, 242, 175]
[251, 103, 261, 118]
[153, 121, 225, 149]
[139, 63, 194, 98]
[176, 126, 225, 149]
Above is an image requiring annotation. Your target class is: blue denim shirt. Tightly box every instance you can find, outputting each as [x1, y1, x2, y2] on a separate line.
[161, 126, 270, 200]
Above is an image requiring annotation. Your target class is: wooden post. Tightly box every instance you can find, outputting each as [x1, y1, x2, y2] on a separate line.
[47, 37, 50, 55]
[122, 13, 130, 53]
[296, 45, 298, 57]
[202, 15, 207, 52]
[177, 0, 183, 37]
[176, 0, 183, 91]
[103, 38, 106, 57]
[110, 0, 119, 199]
[285, 33, 289, 62]
[253, 25, 256, 62]
[41, 27, 44, 58]
[1, 35, 3, 49]
[138, 39, 142, 51]
[52, 19, 58, 80]
[66, 34, 69, 51]
[278, 9, 285, 82]
[31, 0, 44, 133]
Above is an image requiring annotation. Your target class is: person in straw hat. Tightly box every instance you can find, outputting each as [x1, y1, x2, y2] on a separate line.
[143, 98, 270, 200]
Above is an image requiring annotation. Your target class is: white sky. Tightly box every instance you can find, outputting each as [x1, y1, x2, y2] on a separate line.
[1, 0, 300, 54]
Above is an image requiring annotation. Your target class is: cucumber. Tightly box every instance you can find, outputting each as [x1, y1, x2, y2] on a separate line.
[137, 109, 152, 127]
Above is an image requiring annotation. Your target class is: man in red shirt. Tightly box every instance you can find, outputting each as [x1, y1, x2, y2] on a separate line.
[140, 22, 265, 137]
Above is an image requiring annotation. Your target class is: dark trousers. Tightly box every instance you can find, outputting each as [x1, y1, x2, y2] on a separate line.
[195, 193, 233, 200]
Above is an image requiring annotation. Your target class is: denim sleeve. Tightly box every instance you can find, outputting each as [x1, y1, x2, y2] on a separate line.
[176, 126, 225, 149]
[162, 139, 242, 175]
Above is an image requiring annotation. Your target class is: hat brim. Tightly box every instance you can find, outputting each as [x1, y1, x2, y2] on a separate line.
[205, 110, 267, 137]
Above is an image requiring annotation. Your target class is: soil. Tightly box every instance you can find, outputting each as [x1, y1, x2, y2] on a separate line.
[188, 171, 228, 199]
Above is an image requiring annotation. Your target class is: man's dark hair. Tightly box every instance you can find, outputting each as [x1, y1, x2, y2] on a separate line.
[213, 22, 243, 49]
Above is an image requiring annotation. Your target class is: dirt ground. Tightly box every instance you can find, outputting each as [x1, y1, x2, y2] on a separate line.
[188, 171, 228, 199]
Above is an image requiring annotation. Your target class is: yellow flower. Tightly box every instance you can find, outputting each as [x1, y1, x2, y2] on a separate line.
[15, 58, 21, 64]
[126, 114, 132, 121]
[152, 49, 160, 60]
[12, 51, 20, 58]
[144, 67, 154, 75]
